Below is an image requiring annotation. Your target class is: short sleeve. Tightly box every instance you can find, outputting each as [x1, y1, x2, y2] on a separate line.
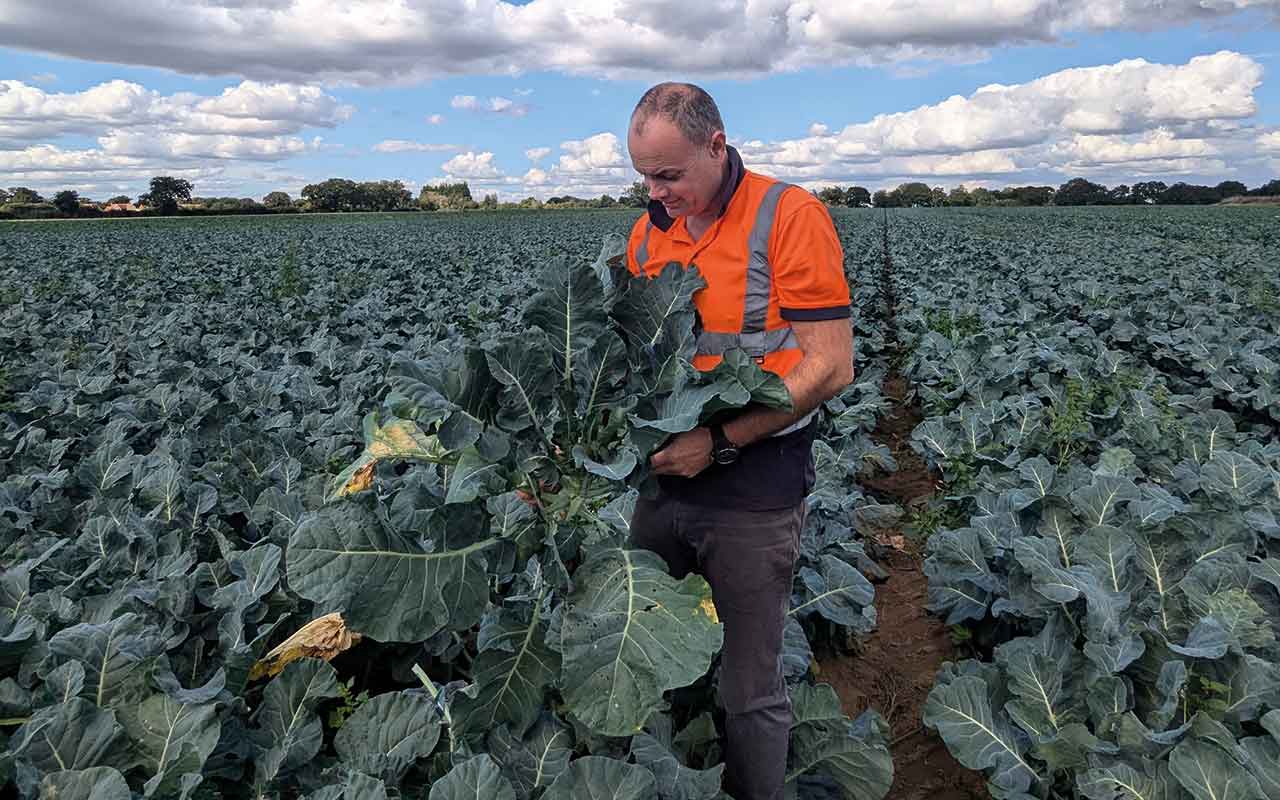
[769, 190, 851, 321]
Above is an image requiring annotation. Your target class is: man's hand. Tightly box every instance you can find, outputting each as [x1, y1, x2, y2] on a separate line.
[650, 428, 713, 477]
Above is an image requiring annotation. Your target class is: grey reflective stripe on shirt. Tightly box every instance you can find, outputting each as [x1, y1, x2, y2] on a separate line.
[742, 181, 790, 335]
[695, 327, 797, 356]
[634, 221, 653, 270]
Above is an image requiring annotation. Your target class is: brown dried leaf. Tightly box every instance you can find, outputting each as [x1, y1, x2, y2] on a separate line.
[335, 461, 375, 499]
[249, 612, 363, 681]
[875, 533, 907, 551]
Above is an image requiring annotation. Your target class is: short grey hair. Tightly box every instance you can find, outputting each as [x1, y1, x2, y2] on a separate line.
[631, 82, 724, 146]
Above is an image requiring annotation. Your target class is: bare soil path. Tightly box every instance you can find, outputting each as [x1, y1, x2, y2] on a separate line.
[818, 375, 988, 800]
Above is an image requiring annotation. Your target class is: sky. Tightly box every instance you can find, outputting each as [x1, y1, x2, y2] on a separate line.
[1, 0, 1278, 202]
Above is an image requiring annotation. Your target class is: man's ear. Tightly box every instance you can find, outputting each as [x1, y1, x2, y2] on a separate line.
[708, 130, 727, 158]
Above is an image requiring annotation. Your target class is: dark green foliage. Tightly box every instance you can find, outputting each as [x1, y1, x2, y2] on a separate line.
[893, 207, 1280, 800]
[0, 210, 891, 799]
[52, 190, 80, 215]
[139, 175, 194, 214]
[304, 178, 412, 212]
[1054, 177, 1110, 205]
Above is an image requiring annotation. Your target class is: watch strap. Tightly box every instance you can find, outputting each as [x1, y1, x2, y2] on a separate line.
[709, 423, 738, 463]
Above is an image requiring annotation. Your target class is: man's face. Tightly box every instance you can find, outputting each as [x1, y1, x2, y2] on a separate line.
[628, 115, 726, 219]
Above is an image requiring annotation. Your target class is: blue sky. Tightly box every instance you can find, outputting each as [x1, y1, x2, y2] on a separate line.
[1, 1, 1277, 201]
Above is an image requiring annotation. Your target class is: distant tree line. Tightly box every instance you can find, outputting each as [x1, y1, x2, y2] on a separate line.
[0, 176, 660, 220]
[5, 173, 1278, 221]
[813, 177, 1280, 208]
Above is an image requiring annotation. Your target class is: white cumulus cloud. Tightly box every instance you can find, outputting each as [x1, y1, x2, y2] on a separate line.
[1, 1, 1275, 84]
[0, 78, 353, 144]
[737, 51, 1270, 187]
[372, 139, 460, 153]
[451, 94, 529, 116]
[442, 150, 504, 179]
[0, 78, 349, 196]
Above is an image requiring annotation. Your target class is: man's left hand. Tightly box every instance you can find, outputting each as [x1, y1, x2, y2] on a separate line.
[650, 428, 713, 477]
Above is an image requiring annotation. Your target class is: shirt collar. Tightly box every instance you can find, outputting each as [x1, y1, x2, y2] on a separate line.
[647, 144, 745, 233]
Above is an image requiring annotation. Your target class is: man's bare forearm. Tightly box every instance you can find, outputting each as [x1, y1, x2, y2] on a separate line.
[723, 354, 849, 447]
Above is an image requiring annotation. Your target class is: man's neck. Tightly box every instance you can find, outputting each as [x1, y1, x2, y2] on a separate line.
[686, 213, 714, 242]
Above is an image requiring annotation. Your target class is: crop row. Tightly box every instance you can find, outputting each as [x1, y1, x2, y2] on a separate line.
[888, 207, 1280, 800]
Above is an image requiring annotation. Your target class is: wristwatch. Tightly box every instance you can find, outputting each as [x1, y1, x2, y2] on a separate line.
[709, 424, 740, 465]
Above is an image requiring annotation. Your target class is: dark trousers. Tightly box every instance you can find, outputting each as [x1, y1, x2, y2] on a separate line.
[630, 491, 803, 800]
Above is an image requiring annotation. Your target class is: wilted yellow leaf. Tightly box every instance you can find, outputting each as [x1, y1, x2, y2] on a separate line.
[335, 462, 375, 499]
[249, 612, 362, 681]
[368, 418, 440, 460]
[699, 596, 719, 624]
[326, 417, 446, 504]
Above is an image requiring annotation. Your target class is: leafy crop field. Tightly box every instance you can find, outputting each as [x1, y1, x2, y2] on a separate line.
[1, 206, 1277, 800]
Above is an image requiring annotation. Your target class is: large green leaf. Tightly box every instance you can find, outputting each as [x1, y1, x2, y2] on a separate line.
[387, 345, 498, 429]
[540, 756, 657, 800]
[252, 658, 341, 788]
[1069, 477, 1140, 527]
[523, 254, 609, 385]
[39, 767, 132, 800]
[1219, 655, 1280, 724]
[1240, 739, 1280, 799]
[303, 771, 389, 800]
[487, 492, 542, 561]
[613, 262, 703, 355]
[209, 542, 281, 613]
[1200, 452, 1268, 499]
[1077, 759, 1179, 800]
[119, 694, 219, 797]
[995, 636, 1078, 739]
[1076, 525, 1137, 596]
[560, 548, 722, 737]
[697, 347, 793, 415]
[10, 698, 122, 774]
[0, 612, 37, 669]
[444, 447, 506, 505]
[614, 262, 704, 396]
[573, 331, 629, 422]
[923, 675, 1039, 795]
[429, 755, 515, 800]
[786, 684, 893, 800]
[630, 733, 723, 800]
[1238, 710, 1280, 798]
[452, 600, 560, 739]
[790, 554, 876, 633]
[288, 504, 496, 642]
[485, 337, 557, 436]
[1168, 739, 1263, 800]
[487, 716, 573, 798]
[333, 691, 441, 783]
[48, 613, 161, 708]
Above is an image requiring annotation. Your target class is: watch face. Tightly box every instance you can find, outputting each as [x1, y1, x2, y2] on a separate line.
[714, 447, 739, 465]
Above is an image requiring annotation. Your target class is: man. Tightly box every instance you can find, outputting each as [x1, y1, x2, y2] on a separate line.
[625, 83, 854, 800]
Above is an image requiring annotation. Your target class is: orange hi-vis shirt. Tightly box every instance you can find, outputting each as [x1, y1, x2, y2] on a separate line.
[625, 146, 852, 382]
